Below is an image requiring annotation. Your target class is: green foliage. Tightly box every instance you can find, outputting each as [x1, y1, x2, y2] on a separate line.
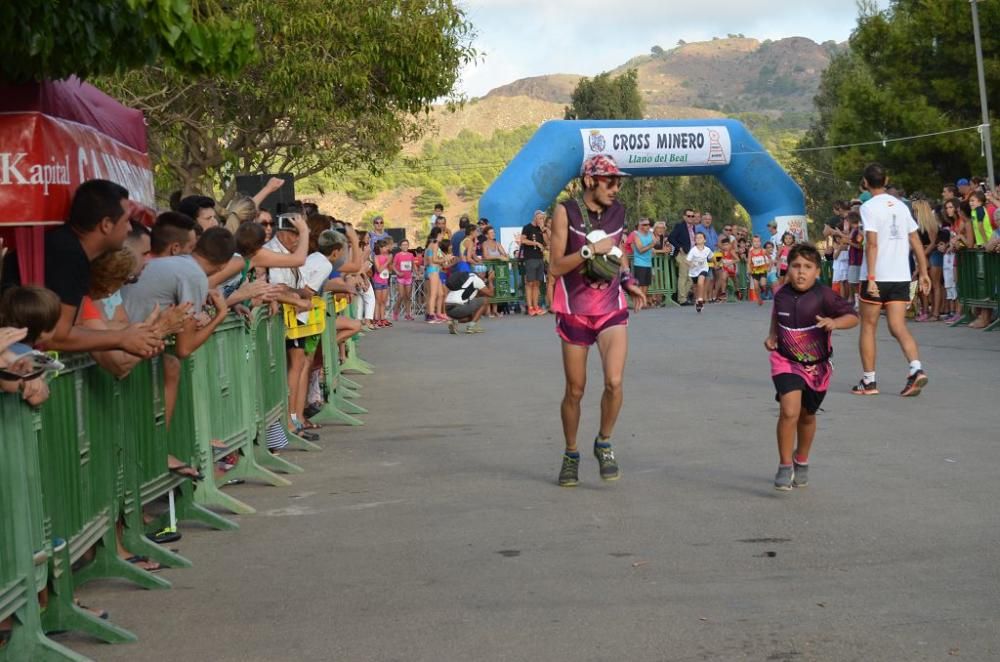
[564, 69, 645, 120]
[99, 0, 476, 199]
[0, 0, 255, 81]
[803, 0, 1000, 193]
[413, 179, 446, 218]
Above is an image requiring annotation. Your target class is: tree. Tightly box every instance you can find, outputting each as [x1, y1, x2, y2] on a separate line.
[802, 0, 1000, 192]
[564, 69, 644, 120]
[99, 0, 476, 200]
[651, 45, 664, 56]
[0, 0, 254, 81]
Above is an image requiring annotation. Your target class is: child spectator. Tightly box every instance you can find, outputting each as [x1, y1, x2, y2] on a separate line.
[941, 238, 959, 322]
[748, 235, 771, 304]
[846, 211, 864, 306]
[392, 239, 416, 321]
[0, 286, 61, 406]
[371, 239, 393, 327]
[686, 231, 713, 313]
[776, 232, 795, 286]
[764, 243, 858, 491]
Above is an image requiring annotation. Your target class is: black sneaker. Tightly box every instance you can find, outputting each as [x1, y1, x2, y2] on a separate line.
[851, 379, 879, 396]
[558, 454, 580, 487]
[900, 369, 928, 397]
[593, 440, 620, 481]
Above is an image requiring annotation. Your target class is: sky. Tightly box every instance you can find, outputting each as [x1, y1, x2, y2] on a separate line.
[457, 0, 892, 98]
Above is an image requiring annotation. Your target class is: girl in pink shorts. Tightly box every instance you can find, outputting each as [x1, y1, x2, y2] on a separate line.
[393, 240, 415, 321]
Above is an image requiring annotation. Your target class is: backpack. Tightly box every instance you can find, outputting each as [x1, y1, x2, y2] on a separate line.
[445, 271, 477, 301]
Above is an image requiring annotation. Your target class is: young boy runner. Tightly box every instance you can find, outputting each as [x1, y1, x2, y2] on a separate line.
[854, 163, 931, 397]
[747, 235, 770, 304]
[765, 243, 858, 490]
[549, 155, 647, 487]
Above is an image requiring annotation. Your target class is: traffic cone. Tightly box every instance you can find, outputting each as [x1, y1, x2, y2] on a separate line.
[749, 286, 760, 304]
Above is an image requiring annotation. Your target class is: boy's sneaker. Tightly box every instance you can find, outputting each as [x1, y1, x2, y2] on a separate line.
[900, 369, 928, 397]
[851, 379, 879, 395]
[792, 460, 808, 487]
[558, 453, 580, 487]
[774, 465, 794, 491]
[466, 323, 484, 334]
[593, 440, 620, 481]
[448, 319, 458, 334]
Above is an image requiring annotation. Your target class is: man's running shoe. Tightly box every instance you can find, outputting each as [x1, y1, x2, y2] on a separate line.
[448, 319, 458, 334]
[466, 322, 484, 334]
[851, 380, 879, 396]
[792, 460, 809, 487]
[774, 465, 794, 491]
[900, 370, 928, 397]
[593, 440, 620, 481]
[558, 453, 579, 487]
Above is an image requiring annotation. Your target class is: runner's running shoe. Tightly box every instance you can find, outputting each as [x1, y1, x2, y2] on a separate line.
[900, 370, 928, 397]
[774, 465, 794, 491]
[593, 439, 620, 481]
[792, 460, 809, 487]
[851, 380, 879, 396]
[558, 453, 579, 487]
[448, 320, 458, 334]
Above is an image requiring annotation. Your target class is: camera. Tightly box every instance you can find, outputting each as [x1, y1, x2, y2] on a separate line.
[276, 213, 299, 232]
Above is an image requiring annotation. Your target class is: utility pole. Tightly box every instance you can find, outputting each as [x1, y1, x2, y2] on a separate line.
[971, 0, 995, 187]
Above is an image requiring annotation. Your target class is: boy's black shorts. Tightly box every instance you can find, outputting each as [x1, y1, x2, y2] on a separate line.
[773, 373, 826, 414]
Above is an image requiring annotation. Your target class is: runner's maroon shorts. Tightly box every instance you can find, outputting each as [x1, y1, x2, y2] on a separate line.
[555, 309, 629, 347]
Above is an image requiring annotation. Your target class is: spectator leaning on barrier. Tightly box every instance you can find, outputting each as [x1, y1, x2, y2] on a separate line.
[0, 286, 61, 406]
[150, 211, 199, 258]
[43, 179, 162, 357]
[265, 209, 325, 439]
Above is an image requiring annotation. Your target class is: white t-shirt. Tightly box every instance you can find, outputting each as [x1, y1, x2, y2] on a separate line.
[264, 237, 299, 289]
[860, 193, 918, 283]
[444, 274, 486, 305]
[686, 246, 713, 276]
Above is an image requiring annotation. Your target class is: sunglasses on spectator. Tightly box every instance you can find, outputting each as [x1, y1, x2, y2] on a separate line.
[260, 221, 274, 227]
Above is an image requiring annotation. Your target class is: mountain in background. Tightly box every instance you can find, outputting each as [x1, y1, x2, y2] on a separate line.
[303, 36, 840, 232]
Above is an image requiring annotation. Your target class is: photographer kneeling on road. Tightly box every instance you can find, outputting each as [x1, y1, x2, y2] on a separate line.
[444, 269, 495, 335]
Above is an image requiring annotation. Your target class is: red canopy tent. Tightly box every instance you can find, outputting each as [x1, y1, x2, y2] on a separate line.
[0, 76, 154, 285]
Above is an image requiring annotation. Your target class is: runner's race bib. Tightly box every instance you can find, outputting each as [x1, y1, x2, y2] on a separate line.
[752, 255, 766, 268]
[400, 261, 412, 272]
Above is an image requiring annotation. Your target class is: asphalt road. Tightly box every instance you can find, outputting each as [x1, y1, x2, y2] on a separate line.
[68, 303, 1000, 661]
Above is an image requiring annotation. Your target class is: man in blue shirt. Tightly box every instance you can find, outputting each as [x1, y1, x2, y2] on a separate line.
[699, 212, 718, 251]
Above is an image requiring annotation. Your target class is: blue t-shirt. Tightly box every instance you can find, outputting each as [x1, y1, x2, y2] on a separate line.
[632, 232, 654, 268]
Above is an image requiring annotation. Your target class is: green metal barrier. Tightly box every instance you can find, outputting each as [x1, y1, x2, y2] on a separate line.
[341, 300, 374, 375]
[952, 249, 1000, 331]
[309, 295, 366, 427]
[247, 308, 319, 478]
[0, 394, 88, 662]
[178, 316, 291, 516]
[648, 254, 679, 307]
[36, 357, 136, 643]
[483, 259, 523, 305]
[69, 361, 186, 593]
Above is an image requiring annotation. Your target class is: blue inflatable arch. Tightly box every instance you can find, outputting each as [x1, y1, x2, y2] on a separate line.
[479, 119, 805, 241]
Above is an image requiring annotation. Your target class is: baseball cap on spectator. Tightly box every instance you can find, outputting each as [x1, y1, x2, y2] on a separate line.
[581, 155, 630, 178]
[957, 178, 970, 187]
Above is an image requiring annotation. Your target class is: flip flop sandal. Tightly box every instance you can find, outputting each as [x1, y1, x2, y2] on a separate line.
[301, 420, 322, 430]
[73, 600, 109, 620]
[147, 528, 182, 545]
[125, 555, 163, 572]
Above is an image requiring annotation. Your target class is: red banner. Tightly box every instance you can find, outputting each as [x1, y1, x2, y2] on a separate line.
[0, 112, 154, 226]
